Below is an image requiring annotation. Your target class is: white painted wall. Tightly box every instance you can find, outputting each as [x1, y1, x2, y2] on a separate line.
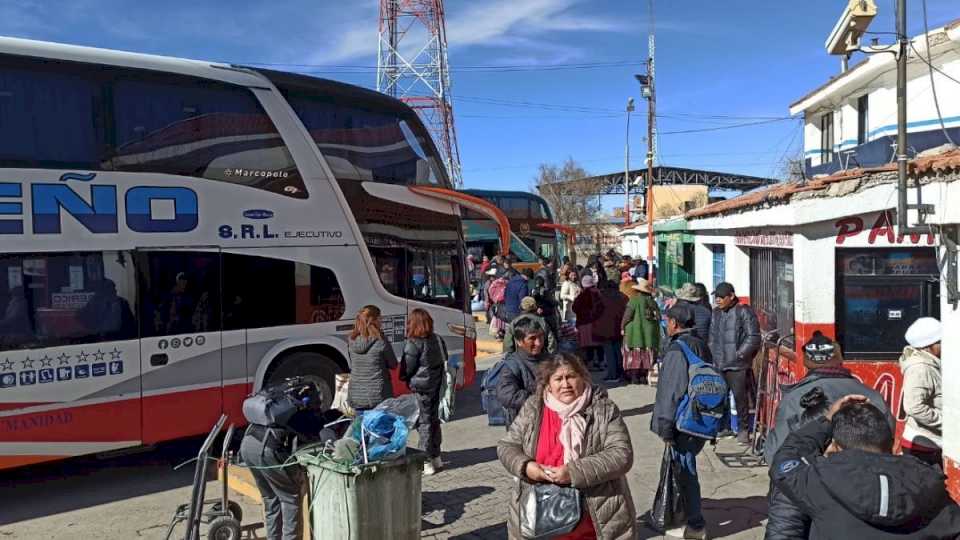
[800, 28, 960, 166]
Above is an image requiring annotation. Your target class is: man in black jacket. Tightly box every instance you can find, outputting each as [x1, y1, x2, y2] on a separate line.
[708, 282, 760, 445]
[495, 317, 547, 427]
[764, 331, 894, 540]
[772, 395, 960, 540]
[651, 304, 713, 540]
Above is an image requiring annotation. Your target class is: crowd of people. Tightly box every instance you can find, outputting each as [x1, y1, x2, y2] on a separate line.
[479, 249, 959, 539]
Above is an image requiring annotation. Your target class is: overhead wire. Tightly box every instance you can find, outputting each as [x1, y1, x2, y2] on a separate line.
[918, 0, 956, 145]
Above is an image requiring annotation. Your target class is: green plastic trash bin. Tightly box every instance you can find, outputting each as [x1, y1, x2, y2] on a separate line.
[297, 449, 427, 540]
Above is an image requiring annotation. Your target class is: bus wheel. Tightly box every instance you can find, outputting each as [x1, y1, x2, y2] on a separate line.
[266, 352, 339, 411]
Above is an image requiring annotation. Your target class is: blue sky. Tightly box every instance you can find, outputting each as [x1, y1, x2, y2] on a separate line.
[1, 0, 957, 193]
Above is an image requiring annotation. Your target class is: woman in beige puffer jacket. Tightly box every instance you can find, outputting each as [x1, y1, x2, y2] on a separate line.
[497, 360, 637, 539]
[900, 344, 943, 465]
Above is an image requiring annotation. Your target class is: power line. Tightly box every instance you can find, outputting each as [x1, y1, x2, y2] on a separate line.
[237, 60, 646, 73]
[919, 0, 956, 145]
[658, 117, 795, 135]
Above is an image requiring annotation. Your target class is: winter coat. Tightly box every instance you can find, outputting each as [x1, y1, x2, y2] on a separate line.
[400, 334, 445, 397]
[763, 367, 894, 540]
[899, 346, 943, 449]
[503, 312, 557, 354]
[560, 280, 582, 321]
[593, 288, 628, 342]
[650, 330, 712, 441]
[495, 349, 544, 427]
[771, 417, 960, 540]
[503, 275, 529, 321]
[498, 386, 638, 539]
[676, 299, 711, 343]
[347, 335, 398, 410]
[621, 293, 661, 350]
[707, 302, 760, 372]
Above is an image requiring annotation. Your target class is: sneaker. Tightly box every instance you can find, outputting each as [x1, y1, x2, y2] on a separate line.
[683, 525, 709, 539]
[431, 457, 443, 471]
[736, 430, 751, 446]
[423, 461, 437, 476]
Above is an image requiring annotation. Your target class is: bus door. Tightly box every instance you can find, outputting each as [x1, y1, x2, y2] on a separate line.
[135, 248, 223, 443]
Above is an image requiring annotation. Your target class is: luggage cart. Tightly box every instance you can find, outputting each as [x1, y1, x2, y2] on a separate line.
[165, 414, 245, 540]
[750, 332, 794, 460]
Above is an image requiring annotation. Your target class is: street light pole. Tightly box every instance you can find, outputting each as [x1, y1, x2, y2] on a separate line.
[625, 97, 635, 226]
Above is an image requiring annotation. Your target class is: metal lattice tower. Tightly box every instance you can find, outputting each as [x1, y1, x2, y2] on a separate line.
[378, 0, 462, 186]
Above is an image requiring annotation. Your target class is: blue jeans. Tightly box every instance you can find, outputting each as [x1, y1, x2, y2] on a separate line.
[671, 433, 706, 529]
[603, 339, 622, 381]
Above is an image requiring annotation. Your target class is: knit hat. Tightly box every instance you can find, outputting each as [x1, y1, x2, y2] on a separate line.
[905, 317, 942, 348]
[520, 296, 538, 313]
[581, 275, 596, 288]
[803, 331, 836, 364]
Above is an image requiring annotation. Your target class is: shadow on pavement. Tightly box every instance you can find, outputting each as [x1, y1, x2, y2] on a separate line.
[422, 486, 497, 530]
[703, 495, 768, 538]
[0, 436, 206, 526]
[620, 404, 654, 418]
[450, 521, 507, 538]
[443, 446, 499, 469]
[451, 368, 488, 422]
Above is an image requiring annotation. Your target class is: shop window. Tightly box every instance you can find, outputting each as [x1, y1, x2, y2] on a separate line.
[138, 251, 220, 338]
[749, 248, 794, 337]
[0, 251, 137, 351]
[857, 94, 869, 145]
[222, 253, 345, 329]
[837, 249, 939, 359]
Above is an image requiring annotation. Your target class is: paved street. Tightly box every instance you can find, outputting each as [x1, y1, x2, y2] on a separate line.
[0, 351, 769, 539]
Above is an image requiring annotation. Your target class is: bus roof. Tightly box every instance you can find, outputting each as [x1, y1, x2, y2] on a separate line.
[461, 189, 549, 203]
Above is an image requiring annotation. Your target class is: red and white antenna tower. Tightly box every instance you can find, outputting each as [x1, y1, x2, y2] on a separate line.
[378, 0, 462, 186]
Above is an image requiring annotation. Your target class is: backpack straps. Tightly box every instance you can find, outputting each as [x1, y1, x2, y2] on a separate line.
[676, 339, 705, 367]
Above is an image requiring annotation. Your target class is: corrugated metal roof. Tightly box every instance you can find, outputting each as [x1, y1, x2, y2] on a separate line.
[686, 149, 960, 220]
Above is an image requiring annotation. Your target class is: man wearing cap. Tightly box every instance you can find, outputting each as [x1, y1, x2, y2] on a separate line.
[651, 304, 712, 540]
[708, 281, 761, 445]
[502, 297, 557, 355]
[675, 283, 711, 342]
[900, 317, 943, 467]
[763, 331, 893, 540]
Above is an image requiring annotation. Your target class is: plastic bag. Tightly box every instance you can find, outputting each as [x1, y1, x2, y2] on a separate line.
[331, 373, 354, 416]
[649, 444, 685, 532]
[438, 361, 458, 423]
[373, 394, 421, 429]
[351, 410, 409, 463]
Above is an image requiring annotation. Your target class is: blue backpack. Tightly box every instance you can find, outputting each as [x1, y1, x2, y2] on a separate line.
[675, 340, 729, 440]
[480, 360, 511, 426]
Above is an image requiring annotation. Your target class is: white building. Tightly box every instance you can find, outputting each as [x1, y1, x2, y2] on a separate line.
[794, 19, 960, 177]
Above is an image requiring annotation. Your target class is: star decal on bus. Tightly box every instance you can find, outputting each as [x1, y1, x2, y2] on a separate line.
[57, 353, 71, 366]
[110, 348, 122, 360]
[76, 351, 90, 363]
[0, 358, 13, 372]
[39, 356, 53, 368]
[93, 350, 106, 362]
[21, 356, 35, 369]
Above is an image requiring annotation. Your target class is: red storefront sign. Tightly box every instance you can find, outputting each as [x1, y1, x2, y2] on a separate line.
[835, 210, 936, 246]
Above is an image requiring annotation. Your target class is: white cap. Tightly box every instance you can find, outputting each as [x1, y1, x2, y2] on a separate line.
[905, 317, 942, 349]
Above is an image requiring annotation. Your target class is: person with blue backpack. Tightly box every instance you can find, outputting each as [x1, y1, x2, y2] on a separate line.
[651, 304, 727, 540]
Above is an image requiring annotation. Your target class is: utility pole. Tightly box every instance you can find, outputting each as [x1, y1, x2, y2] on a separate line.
[625, 97, 635, 225]
[645, 0, 657, 263]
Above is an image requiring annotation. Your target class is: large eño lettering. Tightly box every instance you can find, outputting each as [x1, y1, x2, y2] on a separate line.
[835, 210, 935, 246]
[0, 176, 198, 235]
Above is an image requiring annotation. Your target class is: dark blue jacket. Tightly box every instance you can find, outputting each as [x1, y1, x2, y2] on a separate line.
[677, 299, 712, 342]
[651, 330, 713, 441]
[503, 275, 529, 321]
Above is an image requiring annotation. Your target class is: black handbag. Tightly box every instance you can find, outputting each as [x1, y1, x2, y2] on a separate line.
[519, 482, 582, 539]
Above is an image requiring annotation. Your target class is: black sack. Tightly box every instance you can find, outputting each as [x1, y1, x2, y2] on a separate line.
[649, 444, 685, 532]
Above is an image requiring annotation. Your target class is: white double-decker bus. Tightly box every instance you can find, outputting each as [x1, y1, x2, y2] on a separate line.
[0, 38, 476, 470]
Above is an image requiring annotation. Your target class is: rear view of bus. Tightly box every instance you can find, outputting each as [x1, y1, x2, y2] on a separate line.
[0, 38, 474, 469]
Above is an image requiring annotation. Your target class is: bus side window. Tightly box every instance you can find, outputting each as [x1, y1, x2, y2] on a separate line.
[138, 252, 221, 338]
[222, 253, 345, 330]
[0, 252, 137, 351]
